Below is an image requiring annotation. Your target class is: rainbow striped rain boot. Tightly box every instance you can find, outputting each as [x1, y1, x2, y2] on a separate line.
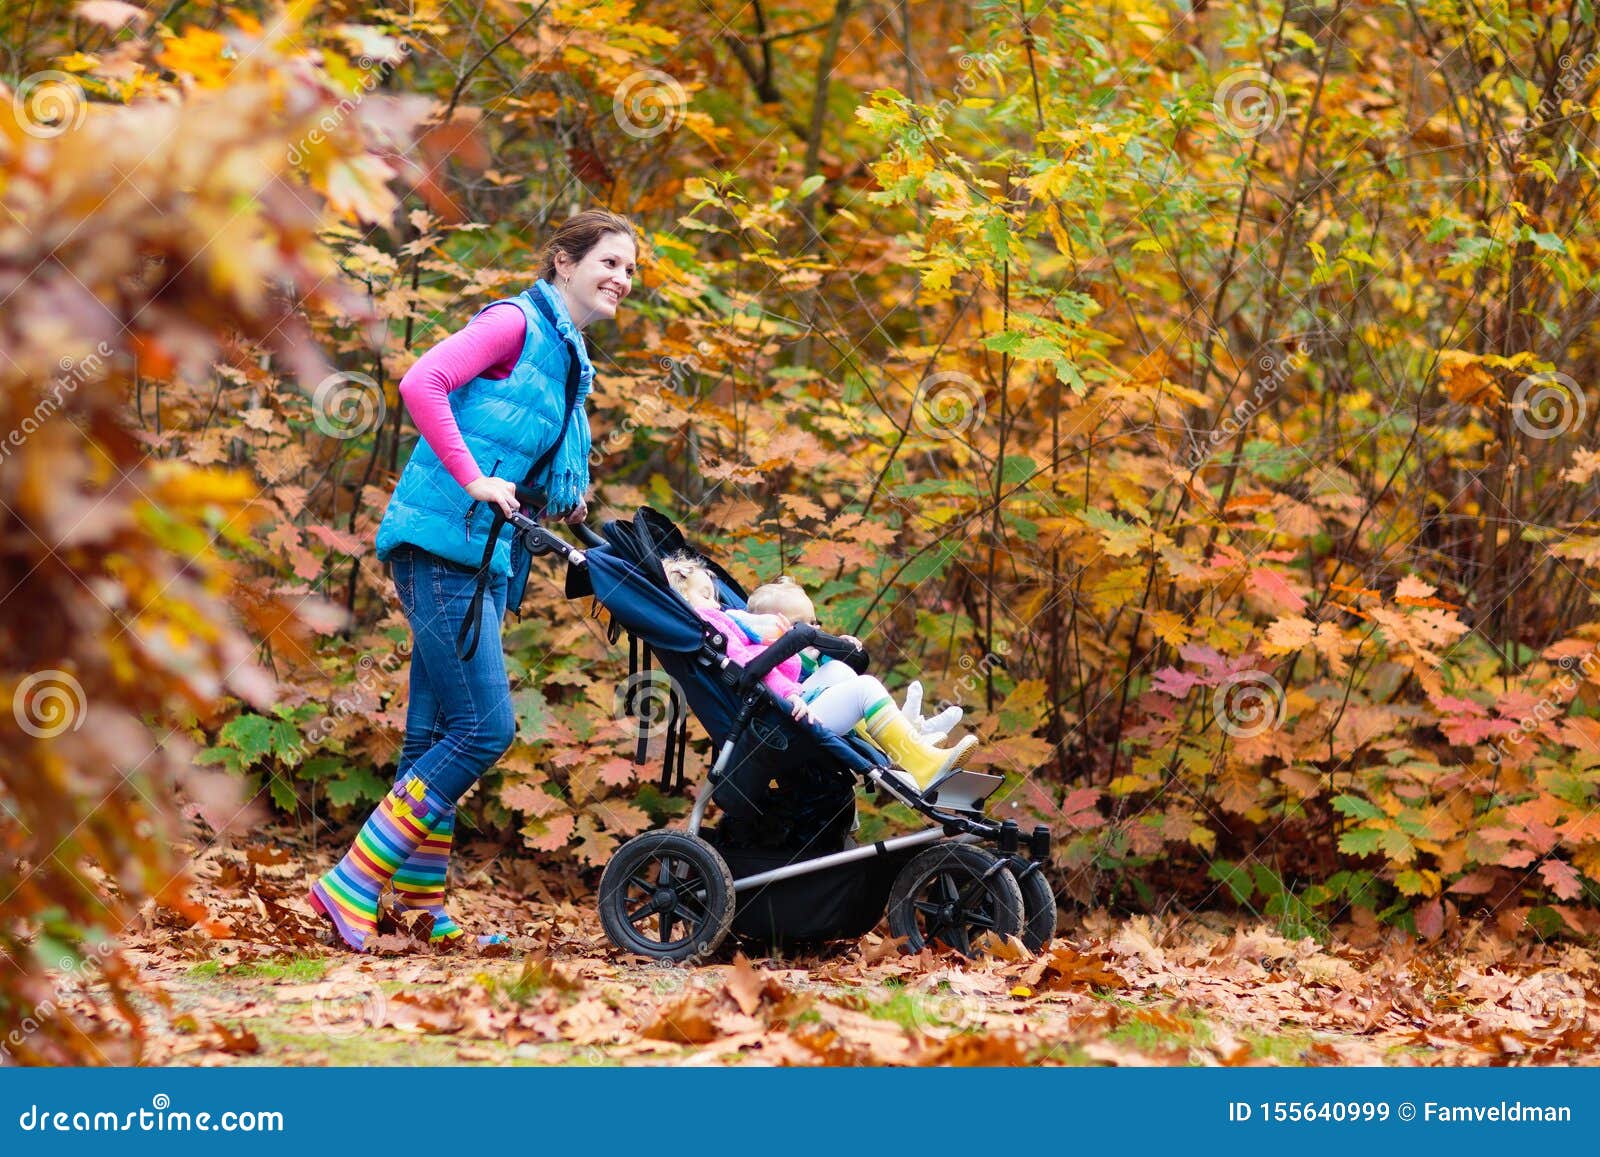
[391, 810, 506, 947]
[308, 774, 449, 951]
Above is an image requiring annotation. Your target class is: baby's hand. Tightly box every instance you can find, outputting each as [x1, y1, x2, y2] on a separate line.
[788, 693, 813, 723]
[840, 633, 862, 648]
[761, 613, 791, 642]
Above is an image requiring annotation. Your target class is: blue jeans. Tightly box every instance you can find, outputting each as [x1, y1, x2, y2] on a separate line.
[388, 545, 514, 804]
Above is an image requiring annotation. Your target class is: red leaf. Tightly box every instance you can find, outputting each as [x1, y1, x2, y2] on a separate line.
[1414, 898, 1444, 940]
[522, 812, 575, 852]
[306, 523, 367, 555]
[1248, 566, 1308, 614]
[1539, 858, 1584, 901]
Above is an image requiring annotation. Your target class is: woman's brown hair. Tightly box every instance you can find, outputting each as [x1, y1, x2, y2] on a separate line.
[538, 209, 639, 282]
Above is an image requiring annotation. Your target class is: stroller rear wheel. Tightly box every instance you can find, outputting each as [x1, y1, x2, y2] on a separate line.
[1005, 860, 1057, 952]
[886, 844, 1024, 957]
[598, 831, 737, 962]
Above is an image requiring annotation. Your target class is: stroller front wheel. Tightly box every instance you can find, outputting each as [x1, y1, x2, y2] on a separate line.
[886, 844, 1025, 957]
[598, 831, 737, 962]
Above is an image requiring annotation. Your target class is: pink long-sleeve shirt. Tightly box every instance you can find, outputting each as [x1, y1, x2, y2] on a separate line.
[696, 606, 803, 699]
[396, 302, 527, 487]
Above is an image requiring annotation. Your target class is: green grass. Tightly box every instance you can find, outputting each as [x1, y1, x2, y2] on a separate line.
[1106, 1007, 1212, 1054]
[183, 956, 327, 983]
[1240, 1029, 1314, 1064]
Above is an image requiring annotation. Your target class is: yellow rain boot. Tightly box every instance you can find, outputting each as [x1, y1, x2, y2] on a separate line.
[854, 698, 978, 791]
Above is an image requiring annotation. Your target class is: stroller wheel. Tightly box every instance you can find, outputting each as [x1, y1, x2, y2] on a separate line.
[886, 844, 1025, 957]
[1005, 860, 1058, 952]
[598, 831, 736, 962]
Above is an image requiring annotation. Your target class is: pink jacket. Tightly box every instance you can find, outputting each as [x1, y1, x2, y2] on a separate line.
[695, 606, 803, 699]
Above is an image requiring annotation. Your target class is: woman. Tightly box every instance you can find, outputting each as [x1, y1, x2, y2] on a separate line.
[308, 209, 638, 950]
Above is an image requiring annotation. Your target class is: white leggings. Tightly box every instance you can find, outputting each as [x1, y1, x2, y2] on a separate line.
[799, 664, 894, 733]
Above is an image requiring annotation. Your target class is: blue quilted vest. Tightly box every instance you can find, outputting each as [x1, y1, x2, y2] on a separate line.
[375, 280, 593, 614]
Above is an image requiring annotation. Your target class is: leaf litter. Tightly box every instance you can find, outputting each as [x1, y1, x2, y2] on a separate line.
[54, 824, 1600, 1067]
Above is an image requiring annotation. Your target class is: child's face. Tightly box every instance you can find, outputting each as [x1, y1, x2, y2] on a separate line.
[687, 571, 717, 606]
[669, 565, 716, 608]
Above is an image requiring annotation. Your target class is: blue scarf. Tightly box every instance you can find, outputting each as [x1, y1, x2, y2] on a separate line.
[527, 278, 594, 515]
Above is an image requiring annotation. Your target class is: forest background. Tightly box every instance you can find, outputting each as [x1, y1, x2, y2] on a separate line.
[5, 0, 1600, 1062]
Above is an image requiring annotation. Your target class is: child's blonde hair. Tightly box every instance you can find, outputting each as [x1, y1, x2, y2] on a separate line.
[662, 552, 715, 602]
[746, 575, 815, 622]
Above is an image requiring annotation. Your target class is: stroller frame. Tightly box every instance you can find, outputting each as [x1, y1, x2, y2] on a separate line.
[512, 505, 1055, 959]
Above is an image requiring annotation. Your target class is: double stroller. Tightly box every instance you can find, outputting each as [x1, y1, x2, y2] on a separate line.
[515, 502, 1056, 961]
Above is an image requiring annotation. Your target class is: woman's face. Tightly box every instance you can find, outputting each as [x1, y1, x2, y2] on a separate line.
[554, 232, 637, 329]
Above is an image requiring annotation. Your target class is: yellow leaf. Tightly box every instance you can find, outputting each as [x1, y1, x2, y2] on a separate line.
[1437, 349, 1503, 407]
[1262, 614, 1316, 654]
[1148, 609, 1190, 646]
[157, 26, 234, 89]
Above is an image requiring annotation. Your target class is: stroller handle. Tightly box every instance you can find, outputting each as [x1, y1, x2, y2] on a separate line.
[513, 485, 604, 548]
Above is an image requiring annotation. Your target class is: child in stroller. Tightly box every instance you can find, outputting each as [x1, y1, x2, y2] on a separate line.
[661, 554, 977, 792]
[735, 575, 965, 742]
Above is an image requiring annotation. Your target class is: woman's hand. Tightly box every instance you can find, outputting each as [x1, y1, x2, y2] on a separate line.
[465, 475, 519, 518]
[545, 498, 588, 525]
[788, 693, 814, 723]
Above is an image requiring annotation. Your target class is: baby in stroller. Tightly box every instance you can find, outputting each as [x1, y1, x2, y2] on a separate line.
[731, 575, 964, 742]
[661, 554, 977, 792]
